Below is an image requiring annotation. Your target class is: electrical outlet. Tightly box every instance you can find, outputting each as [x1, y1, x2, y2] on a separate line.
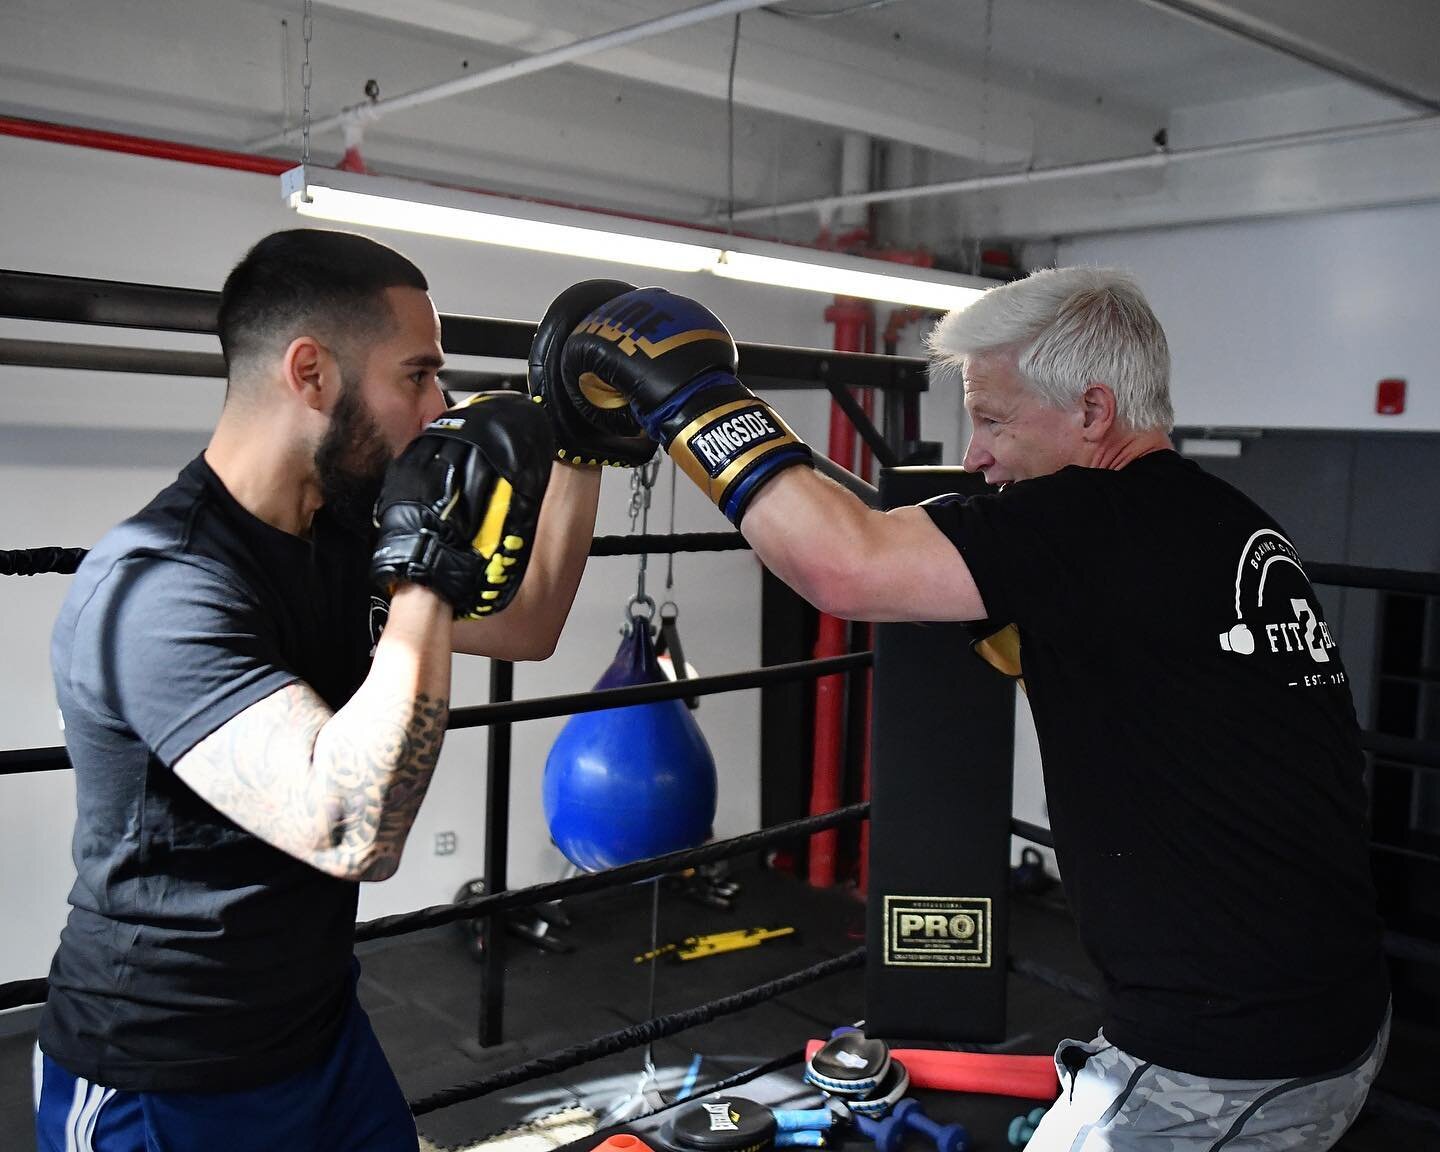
[434, 831, 457, 856]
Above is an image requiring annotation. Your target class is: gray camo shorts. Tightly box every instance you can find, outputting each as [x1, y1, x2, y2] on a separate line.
[1024, 1003, 1390, 1151]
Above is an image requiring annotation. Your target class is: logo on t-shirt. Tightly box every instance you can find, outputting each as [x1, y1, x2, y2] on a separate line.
[1217, 530, 1343, 687]
[368, 595, 390, 657]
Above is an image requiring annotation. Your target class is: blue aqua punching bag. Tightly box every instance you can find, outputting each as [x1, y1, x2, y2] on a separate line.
[544, 622, 717, 871]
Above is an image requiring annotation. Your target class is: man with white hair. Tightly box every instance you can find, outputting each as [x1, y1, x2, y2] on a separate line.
[551, 269, 1391, 1150]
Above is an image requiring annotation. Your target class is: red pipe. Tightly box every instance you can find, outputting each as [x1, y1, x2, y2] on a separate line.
[0, 114, 826, 251]
[808, 295, 874, 888]
[0, 115, 294, 176]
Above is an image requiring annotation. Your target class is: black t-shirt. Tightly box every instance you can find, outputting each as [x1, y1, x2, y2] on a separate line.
[924, 450, 1389, 1078]
[42, 455, 382, 1092]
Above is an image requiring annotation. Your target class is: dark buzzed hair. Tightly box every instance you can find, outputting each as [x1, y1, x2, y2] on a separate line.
[217, 229, 429, 386]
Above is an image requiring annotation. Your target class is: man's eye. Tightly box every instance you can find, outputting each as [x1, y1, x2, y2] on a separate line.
[411, 371, 431, 386]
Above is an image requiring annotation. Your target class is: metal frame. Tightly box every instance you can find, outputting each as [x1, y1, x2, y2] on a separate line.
[0, 269, 931, 395]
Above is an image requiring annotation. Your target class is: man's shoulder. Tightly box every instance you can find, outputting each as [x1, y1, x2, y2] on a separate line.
[63, 462, 246, 618]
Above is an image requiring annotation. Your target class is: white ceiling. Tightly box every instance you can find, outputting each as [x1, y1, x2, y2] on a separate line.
[2, 0, 1438, 262]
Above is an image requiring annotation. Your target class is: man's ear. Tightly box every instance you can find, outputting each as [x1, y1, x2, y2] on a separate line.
[1080, 382, 1117, 440]
[281, 336, 332, 412]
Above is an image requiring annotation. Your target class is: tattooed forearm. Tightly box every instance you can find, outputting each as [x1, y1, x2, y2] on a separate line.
[312, 689, 449, 880]
[174, 681, 450, 881]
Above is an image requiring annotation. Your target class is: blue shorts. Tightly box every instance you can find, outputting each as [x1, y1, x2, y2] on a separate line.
[34, 981, 415, 1152]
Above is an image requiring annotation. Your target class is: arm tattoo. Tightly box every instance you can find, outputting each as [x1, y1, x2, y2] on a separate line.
[175, 682, 450, 881]
[314, 689, 449, 880]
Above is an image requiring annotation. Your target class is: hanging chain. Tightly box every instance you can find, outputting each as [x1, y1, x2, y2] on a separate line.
[626, 459, 661, 628]
[972, 0, 995, 276]
[301, 0, 314, 167]
[661, 458, 679, 611]
[979, 0, 993, 168]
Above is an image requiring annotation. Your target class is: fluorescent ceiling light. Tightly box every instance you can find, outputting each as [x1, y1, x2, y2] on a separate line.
[713, 250, 983, 310]
[283, 167, 992, 311]
[293, 184, 719, 273]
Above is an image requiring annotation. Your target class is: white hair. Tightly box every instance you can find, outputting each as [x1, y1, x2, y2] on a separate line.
[927, 266, 1173, 432]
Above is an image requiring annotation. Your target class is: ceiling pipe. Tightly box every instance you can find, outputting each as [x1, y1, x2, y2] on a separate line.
[833, 131, 872, 235]
[1132, 0, 1440, 115]
[723, 110, 1440, 223]
[248, 0, 773, 152]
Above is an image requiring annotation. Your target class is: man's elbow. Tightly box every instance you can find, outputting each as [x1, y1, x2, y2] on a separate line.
[788, 554, 874, 621]
[306, 843, 394, 883]
[309, 798, 405, 882]
[510, 640, 558, 662]
[493, 624, 561, 662]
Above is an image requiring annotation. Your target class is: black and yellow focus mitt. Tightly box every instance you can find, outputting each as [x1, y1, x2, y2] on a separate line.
[371, 391, 553, 618]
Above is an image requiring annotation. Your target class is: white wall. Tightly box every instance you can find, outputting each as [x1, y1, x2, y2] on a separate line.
[0, 133, 846, 983]
[1051, 200, 1440, 431]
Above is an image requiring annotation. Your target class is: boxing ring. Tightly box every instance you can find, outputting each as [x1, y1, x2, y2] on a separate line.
[3, 269, 1439, 1147]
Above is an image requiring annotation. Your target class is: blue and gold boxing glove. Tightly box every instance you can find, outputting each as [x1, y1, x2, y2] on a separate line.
[559, 286, 812, 525]
[371, 391, 553, 618]
[528, 279, 656, 469]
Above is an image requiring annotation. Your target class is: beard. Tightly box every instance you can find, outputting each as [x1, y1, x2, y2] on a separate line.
[315, 369, 392, 535]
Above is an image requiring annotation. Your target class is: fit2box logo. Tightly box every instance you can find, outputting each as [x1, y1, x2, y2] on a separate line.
[883, 895, 992, 968]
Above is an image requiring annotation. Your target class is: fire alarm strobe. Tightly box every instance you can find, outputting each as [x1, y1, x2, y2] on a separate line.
[1376, 378, 1406, 415]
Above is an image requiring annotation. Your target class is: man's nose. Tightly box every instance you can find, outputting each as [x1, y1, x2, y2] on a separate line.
[963, 436, 992, 474]
[421, 385, 447, 427]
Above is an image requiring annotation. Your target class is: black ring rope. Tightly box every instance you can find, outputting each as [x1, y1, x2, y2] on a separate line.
[1007, 956, 1102, 1004]
[1384, 930, 1440, 968]
[665, 1047, 806, 1110]
[449, 652, 871, 730]
[0, 978, 49, 1013]
[0, 653, 875, 777]
[1361, 730, 1440, 773]
[525, 1047, 807, 1152]
[407, 947, 866, 1116]
[357, 803, 869, 942]
[590, 532, 747, 556]
[0, 533, 747, 577]
[0, 547, 87, 576]
[1010, 818, 1054, 849]
[0, 805, 869, 1010]
[11, 725, 1440, 785]
[9, 542, 1439, 597]
[1307, 562, 1440, 597]
[0, 808, 1051, 1011]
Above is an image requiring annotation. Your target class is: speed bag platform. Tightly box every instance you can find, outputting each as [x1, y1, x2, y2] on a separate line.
[866, 466, 1015, 1042]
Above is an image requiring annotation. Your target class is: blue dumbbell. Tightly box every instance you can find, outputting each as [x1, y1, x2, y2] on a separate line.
[848, 1109, 907, 1152]
[893, 1099, 969, 1152]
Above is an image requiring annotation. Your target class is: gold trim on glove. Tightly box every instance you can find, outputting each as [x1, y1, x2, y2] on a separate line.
[577, 371, 629, 410]
[576, 319, 730, 360]
[670, 399, 801, 506]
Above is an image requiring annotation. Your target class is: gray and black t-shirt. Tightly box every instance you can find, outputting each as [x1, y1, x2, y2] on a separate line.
[924, 449, 1388, 1079]
[43, 454, 379, 1092]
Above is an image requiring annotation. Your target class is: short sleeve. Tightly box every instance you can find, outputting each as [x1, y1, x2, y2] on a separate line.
[66, 555, 299, 766]
[920, 470, 1103, 639]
